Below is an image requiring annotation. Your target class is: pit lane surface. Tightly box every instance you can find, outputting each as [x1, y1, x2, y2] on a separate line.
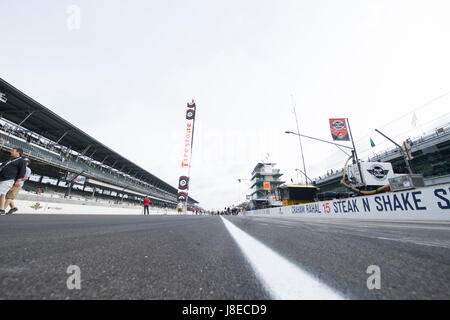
[0, 214, 449, 299]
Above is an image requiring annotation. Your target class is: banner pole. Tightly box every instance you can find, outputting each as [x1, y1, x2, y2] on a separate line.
[177, 101, 196, 215]
[184, 100, 197, 214]
[346, 118, 365, 186]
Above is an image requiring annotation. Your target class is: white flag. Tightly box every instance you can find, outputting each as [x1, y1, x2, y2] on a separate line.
[411, 113, 418, 128]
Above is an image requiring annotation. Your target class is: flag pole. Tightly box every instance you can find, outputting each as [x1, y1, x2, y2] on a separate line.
[291, 94, 309, 184]
[346, 118, 365, 186]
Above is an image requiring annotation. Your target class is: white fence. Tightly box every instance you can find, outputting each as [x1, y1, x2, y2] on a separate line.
[245, 184, 450, 221]
[12, 199, 180, 215]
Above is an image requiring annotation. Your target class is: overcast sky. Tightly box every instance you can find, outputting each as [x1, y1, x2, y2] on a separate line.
[1, 0, 450, 210]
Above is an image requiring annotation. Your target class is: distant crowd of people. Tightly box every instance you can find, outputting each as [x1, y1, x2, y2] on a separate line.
[211, 206, 242, 216]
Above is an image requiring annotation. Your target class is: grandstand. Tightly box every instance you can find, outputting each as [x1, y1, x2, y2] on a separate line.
[0, 78, 199, 211]
[314, 122, 450, 192]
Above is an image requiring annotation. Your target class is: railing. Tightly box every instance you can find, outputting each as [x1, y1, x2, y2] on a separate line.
[252, 169, 281, 177]
[369, 122, 450, 162]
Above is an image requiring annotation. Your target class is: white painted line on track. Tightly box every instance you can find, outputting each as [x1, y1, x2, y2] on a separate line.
[220, 217, 345, 300]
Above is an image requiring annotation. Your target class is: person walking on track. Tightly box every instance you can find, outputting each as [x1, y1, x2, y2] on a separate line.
[5, 158, 31, 215]
[0, 148, 27, 215]
[143, 196, 150, 215]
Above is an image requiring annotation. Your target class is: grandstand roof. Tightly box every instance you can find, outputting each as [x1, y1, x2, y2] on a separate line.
[0, 78, 197, 203]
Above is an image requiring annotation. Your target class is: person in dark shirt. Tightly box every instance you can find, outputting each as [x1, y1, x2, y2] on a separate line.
[5, 158, 31, 215]
[0, 148, 26, 215]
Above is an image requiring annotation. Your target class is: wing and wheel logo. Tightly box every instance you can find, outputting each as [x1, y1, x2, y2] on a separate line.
[178, 176, 189, 190]
[331, 120, 345, 130]
[177, 192, 188, 201]
[30, 202, 43, 210]
[186, 109, 195, 120]
[367, 165, 389, 180]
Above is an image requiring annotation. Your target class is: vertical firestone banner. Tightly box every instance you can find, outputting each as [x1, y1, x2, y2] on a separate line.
[177, 101, 196, 207]
[329, 118, 350, 141]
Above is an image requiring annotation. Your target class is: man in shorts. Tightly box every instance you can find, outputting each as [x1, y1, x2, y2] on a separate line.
[5, 158, 31, 215]
[0, 148, 26, 215]
[177, 201, 183, 214]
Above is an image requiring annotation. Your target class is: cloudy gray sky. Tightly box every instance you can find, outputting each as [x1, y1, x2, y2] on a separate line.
[1, 0, 450, 210]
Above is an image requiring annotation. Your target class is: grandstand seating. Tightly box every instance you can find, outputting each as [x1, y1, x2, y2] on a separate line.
[21, 180, 177, 210]
[0, 78, 200, 211]
[1, 127, 178, 205]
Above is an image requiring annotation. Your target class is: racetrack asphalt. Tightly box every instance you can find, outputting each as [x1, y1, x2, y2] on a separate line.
[0, 214, 449, 300]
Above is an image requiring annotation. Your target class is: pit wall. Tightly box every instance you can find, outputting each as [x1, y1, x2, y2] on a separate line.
[244, 184, 450, 221]
[11, 199, 182, 215]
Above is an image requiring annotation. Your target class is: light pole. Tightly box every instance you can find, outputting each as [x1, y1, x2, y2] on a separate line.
[290, 95, 309, 185]
[285, 131, 354, 151]
[375, 129, 413, 174]
[286, 131, 355, 184]
[285, 130, 354, 184]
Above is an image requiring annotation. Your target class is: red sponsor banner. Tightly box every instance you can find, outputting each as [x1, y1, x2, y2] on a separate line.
[329, 118, 349, 141]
